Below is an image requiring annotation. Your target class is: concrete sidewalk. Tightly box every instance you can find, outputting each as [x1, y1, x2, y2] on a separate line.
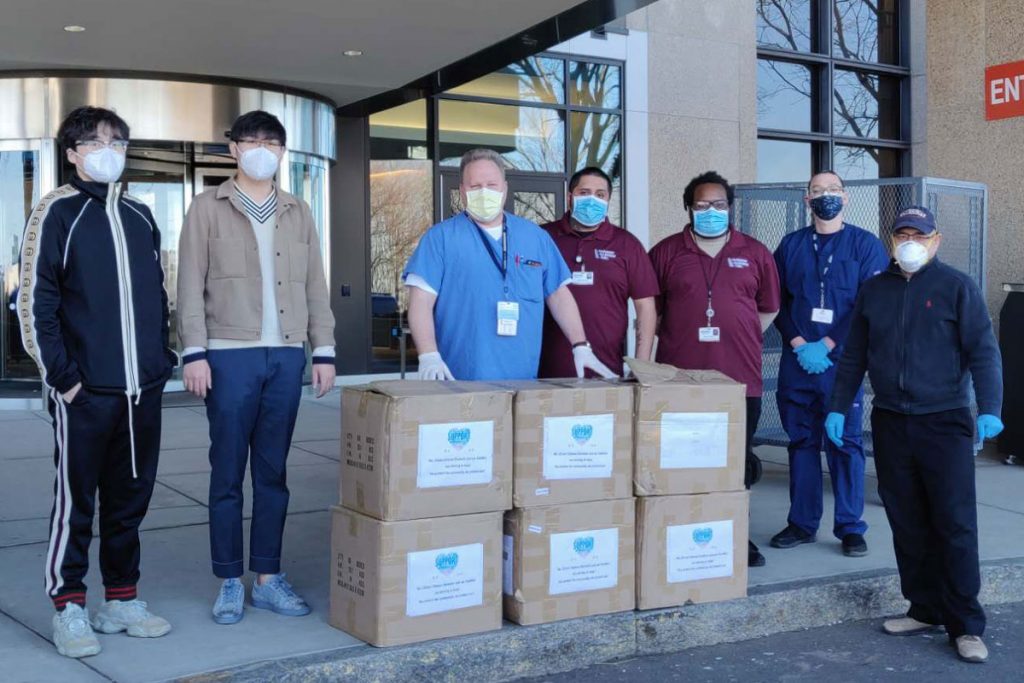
[1, 392, 1023, 683]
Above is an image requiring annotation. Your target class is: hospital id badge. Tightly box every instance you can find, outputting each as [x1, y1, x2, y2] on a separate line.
[811, 308, 835, 324]
[497, 301, 519, 336]
[571, 270, 595, 286]
[698, 326, 721, 343]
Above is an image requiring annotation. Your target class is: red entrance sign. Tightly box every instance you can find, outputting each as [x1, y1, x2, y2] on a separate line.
[985, 60, 1024, 121]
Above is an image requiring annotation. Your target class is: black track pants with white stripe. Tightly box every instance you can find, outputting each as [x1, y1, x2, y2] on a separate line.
[45, 385, 162, 609]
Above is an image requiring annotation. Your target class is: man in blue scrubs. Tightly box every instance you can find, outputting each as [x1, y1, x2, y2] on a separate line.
[404, 148, 614, 381]
[770, 171, 889, 557]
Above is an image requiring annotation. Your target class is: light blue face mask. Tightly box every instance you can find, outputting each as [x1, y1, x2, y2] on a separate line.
[692, 208, 730, 237]
[571, 195, 609, 227]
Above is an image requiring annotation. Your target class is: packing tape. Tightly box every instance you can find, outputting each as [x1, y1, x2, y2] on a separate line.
[358, 391, 370, 418]
[355, 483, 365, 509]
[348, 511, 359, 536]
[572, 390, 585, 414]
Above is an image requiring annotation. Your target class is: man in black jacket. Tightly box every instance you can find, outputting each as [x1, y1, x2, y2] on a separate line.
[19, 107, 175, 658]
[826, 206, 1003, 664]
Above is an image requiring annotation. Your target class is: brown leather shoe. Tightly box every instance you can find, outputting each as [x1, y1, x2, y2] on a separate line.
[882, 616, 941, 636]
[954, 635, 988, 663]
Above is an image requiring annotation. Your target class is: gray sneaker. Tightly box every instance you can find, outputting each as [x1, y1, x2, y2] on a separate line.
[212, 578, 245, 625]
[91, 599, 171, 638]
[250, 574, 311, 617]
[52, 603, 101, 658]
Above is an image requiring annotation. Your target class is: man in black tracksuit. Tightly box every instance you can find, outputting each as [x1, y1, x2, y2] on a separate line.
[19, 107, 175, 658]
[827, 206, 1003, 664]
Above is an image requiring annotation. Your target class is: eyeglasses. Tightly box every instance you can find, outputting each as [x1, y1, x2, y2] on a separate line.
[76, 139, 128, 152]
[892, 232, 937, 243]
[234, 138, 284, 151]
[692, 200, 730, 211]
[808, 186, 844, 198]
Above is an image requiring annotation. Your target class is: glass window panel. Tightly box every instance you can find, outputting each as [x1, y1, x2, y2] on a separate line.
[514, 191, 558, 225]
[757, 60, 813, 131]
[569, 61, 621, 109]
[448, 56, 565, 104]
[570, 111, 622, 224]
[1, 149, 41, 379]
[370, 100, 433, 371]
[833, 69, 901, 139]
[832, 0, 900, 65]
[833, 144, 902, 179]
[757, 138, 813, 183]
[439, 100, 565, 172]
[757, 0, 813, 52]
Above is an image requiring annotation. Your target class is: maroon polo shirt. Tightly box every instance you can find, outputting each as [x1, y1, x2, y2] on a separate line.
[649, 227, 780, 397]
[538, 214, 660, 378]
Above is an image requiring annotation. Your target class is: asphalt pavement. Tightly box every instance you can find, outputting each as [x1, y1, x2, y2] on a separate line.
[517, 601, 1024, 683]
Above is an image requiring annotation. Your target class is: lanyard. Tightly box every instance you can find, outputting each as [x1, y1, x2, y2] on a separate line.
[698, 246, 726, 327]
[811, 231, 837, 308]
[474, 218, 510, 295]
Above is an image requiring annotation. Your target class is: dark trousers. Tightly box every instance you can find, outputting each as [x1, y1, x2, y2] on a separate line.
[871, 407, 984, 638]
[779, 383, 867, 539]
[45, 385, 163, 609]
[745, 396, 762, 489]
[206, 347, 304, 578]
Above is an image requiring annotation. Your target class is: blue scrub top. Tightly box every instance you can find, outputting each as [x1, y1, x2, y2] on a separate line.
[404, 211, 572, 380]
[773, 223, 890, 389]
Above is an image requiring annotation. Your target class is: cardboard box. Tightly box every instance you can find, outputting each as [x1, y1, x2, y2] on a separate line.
[635, 491, 749, 610]
[503, 499, 635, 625]
[328, 506, 503, 647]
[340, 380, 513, 520]
[494, 379, 633, 508]
[628, 359, 746, 496]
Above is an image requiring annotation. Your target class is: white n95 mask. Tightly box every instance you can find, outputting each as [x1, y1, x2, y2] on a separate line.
[895, 240, 929, 273]
[82, 148, 126, 184]
[239, 147, 280, 181]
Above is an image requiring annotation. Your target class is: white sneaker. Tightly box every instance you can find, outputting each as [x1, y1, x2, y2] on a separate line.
[52, 603, 101, 658]
[91, 599, 172, 638]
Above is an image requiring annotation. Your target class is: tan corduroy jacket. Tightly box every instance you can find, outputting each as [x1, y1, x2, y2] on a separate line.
[176, 178, 335, 350]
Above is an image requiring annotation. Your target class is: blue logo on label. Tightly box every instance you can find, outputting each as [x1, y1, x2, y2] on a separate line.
[692, 527, 713, 546]
[435, 552, 459, 575]
[573, 536, 595, 557]
[447, 428, 471, 450]
[571, 423, 593, 445]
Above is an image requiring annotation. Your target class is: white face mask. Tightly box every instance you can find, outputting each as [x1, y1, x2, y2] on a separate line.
[80, 147, 125, 184]
[895, 240, 930, 273]
[239, 146, 281, 181]
[465, 187, 504, 223]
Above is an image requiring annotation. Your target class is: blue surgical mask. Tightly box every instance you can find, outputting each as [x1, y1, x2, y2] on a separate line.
[692, 208, 730, 237]
[809, 194, 844, 221]
[571, 195, 609, 227]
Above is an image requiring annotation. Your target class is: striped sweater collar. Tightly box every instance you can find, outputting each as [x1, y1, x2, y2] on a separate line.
[234, 183, 277, 224]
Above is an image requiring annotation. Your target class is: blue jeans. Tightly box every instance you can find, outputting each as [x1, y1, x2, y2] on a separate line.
[205, 348, 305, 578]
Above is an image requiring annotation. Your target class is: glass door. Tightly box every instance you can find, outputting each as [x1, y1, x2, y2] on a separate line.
[0, 141, 52, 381]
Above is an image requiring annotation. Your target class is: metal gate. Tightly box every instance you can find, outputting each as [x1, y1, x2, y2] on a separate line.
[733, 177, 988, 453]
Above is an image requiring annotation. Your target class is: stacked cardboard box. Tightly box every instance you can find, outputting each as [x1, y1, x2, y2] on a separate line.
[330, 380, 513, 646]
[498, 379, 636, 625]
[627, 360, 750, 610]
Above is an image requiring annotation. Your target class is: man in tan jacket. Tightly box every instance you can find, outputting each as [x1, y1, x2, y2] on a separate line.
[177, 110, 335, 625]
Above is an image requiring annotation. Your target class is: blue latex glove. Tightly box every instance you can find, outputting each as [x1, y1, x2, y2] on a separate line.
[794, 340, 834, 375]
[976, 414, 1005, 440]
[825, 412, 846, 448]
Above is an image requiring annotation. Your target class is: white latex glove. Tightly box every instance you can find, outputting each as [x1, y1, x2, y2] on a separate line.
[573, 345, 617, 379]
[418, 351, 455, 380]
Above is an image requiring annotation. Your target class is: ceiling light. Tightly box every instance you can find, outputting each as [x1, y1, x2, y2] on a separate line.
[63, 25, 86, 32]
[343, 50, 363, 57]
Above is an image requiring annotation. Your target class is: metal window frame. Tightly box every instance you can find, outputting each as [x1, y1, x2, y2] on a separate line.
[756, 0, 912, 177]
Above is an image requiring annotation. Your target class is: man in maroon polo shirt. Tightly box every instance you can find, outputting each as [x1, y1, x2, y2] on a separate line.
[649, 170, 781, 567]
[539, 167, 659, 378]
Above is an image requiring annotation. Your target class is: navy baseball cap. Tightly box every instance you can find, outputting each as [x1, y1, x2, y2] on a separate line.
[892, 205, 937, 234]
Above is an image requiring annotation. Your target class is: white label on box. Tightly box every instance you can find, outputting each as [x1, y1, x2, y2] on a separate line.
[416, 420, 494, 488]
[528, 525, 543, 534]
[542, 413, 615, 480]
[406, 542, 484, 617]
[535, 487, 550, 496]
[659, 412, 729, 469]
[666, 520, 734, 583]
[502, 535, 514, 596]
[548, 527, 619, 596]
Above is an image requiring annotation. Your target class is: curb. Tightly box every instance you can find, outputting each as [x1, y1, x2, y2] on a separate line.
[179, 558, 1024, 683]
